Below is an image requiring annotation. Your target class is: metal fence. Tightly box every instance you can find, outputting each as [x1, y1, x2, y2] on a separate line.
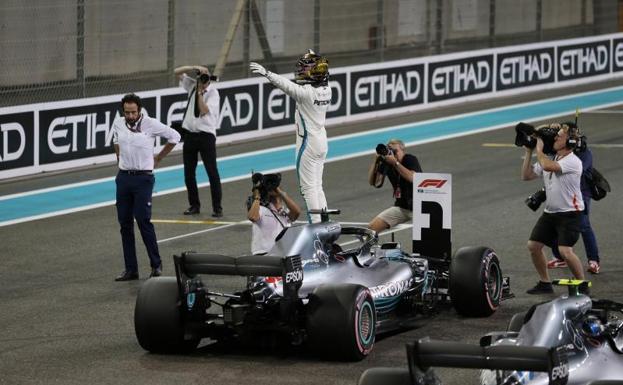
[0, 0, 619, 107]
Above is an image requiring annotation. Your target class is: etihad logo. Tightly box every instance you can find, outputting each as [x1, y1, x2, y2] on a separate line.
[499, 52, 553, 86]
[431, 59, 491, 97]
[418, 179, 447, 188]
[559, 43, 609, 77]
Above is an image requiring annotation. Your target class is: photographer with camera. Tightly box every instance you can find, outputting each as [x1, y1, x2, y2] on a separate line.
[174, 64, 223, 217]
[367, 139, 422, 233]
[545, 139, 602, 274]
[247, 173, 301, 255]
[249, 50, 331, 223]
[519, 122, 585, 294]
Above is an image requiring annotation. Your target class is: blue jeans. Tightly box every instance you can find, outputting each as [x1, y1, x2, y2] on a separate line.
[115, 172, 161, 272]
[552, 199, 599, 262]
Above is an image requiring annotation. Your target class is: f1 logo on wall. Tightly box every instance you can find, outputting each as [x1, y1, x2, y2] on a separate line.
[412, 173, 452, 258]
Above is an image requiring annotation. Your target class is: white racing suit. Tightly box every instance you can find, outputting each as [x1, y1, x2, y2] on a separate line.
[265, 72, 332, 223]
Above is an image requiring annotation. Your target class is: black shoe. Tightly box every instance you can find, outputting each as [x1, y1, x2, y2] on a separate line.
[184, 206, 200, 215]
[150, 266, 162, 278]
[211, 209, 223, 218]
[526, 281, 554, 295]
[115, 271, 139, 281]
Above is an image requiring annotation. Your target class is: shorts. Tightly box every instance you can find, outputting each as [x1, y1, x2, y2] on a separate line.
[376, 206, 412, 228]
[529, 211, 581, 247]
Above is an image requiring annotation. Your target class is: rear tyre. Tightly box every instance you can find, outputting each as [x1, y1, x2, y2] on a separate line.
[307, 284, 376, 361]
[134, 277, 200, 353]
[450, 246, 502, 317]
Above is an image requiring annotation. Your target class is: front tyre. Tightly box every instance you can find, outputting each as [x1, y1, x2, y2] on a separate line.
[450, 246, 502, 317]
[307, 284, 376, 361]
[134, 277, 200, 353]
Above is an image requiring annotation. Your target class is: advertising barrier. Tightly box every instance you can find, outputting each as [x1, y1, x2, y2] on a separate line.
[2, 33, 623, 179]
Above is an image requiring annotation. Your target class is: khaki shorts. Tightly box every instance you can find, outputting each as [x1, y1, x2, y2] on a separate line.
[376, 206, 412, 228]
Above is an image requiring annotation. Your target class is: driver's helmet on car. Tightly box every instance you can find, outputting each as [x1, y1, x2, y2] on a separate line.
[581, 315, 605, 337]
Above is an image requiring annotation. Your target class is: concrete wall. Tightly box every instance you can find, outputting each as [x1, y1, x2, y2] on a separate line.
[0, 0, 613, 97]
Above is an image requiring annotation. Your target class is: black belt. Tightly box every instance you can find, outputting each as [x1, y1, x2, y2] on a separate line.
[185, 131, 212, 136]
[119, 170, 153, 176]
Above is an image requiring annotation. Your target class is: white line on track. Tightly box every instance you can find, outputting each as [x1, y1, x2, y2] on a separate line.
[157, 220, 250, 244]
[156, 219, 412, 243]
[583, 109, 623, 113]
[482, 143, 623, 148]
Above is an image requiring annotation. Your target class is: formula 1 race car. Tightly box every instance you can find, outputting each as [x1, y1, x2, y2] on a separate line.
[134, 208, 511, 361]
[358, 280, 623, 384]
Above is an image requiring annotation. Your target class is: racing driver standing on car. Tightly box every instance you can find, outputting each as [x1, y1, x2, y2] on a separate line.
[249, 50, 331, 223]
[521, 123, 585, 294]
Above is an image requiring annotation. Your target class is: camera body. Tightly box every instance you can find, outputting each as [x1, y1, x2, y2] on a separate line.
[525, 188, 546, 211]
[195, 70, 218, 84]
[376, 143, 393, 157]
[514, 122, 558, 155]
[374, 143, 395, 178]
[251, 172, 282, 205]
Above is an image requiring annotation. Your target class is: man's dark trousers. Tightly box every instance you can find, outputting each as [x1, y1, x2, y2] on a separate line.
[115, 172, 161, 273]
[183, 132, 222, 212]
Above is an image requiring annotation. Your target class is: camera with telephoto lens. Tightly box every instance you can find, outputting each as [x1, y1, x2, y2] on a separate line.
[250, 172, 282, 206]
[374, 143, 395, 177]
[195, 70, 218, 83]
[514, 122, 558, 155]
[525, 188, 546, 211]
[376, 143, 393, 157]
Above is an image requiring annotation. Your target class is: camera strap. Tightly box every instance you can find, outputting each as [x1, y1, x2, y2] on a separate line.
[393, 174, 401, 199]
[193, 86, 201, 118]
[181, 89, 195, 124]
[267, 203, 287, 229]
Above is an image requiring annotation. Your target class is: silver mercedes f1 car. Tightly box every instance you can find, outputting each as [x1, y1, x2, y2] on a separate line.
[134, 210, 511, 361]
[358, 280, 623, 384]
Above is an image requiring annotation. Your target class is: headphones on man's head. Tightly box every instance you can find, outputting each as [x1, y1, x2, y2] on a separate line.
[562, 122, 581, 149]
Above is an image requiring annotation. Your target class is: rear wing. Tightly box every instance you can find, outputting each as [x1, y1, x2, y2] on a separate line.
[407, 338, 569, 385]
[173, 251, 303, 299]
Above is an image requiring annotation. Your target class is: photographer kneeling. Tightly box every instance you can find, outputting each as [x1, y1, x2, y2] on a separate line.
[519, 122, 585, 294]
[247, 173, 301, 255]
[367, 139, 422, 233]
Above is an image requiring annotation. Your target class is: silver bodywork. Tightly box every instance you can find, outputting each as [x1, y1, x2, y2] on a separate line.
[266, 221, 428, 311]
[483, 294, 623, 385]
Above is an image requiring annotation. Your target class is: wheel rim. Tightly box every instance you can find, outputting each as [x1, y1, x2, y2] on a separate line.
[487, 261, 502, 304]
[358, 301, 374, 346]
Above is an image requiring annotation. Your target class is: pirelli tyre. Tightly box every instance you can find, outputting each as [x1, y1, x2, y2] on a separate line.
[449, 246, 502, 317]
[306, 284, 376, 361]
[134, 277, 200, 353]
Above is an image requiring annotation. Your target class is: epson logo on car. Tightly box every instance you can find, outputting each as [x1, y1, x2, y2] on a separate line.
[286, 269, 303, 283]
[551, 362, 569, 380]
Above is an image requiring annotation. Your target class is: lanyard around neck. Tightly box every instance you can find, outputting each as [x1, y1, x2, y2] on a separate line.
[125, 114, 143, 133]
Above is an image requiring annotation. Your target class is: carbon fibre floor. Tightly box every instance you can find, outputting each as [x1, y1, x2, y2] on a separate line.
[1, 80, 622, 385]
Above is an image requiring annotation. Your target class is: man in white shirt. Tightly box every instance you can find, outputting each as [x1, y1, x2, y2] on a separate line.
[174, 65, 223, 217]
[247, 173, 301, 255]
[112, 93, 181, 281]
[249, 50, 331, 223]
[521, 122, 585, 294]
